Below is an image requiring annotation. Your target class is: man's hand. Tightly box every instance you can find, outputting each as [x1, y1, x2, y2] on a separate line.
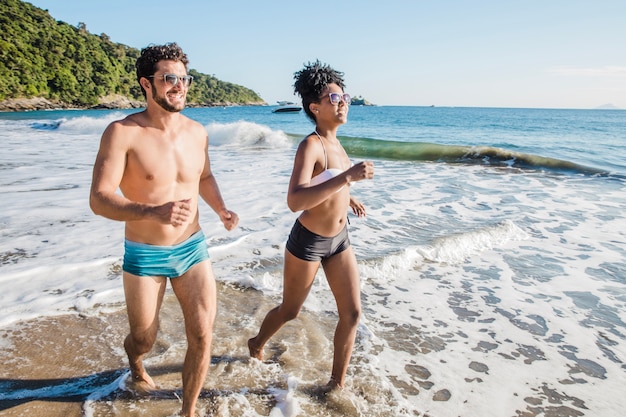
[219, 209, 239, 231]
[153, 198, 192, 226]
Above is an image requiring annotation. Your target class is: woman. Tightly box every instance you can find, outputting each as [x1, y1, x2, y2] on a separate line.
[248, 60, 374, 389]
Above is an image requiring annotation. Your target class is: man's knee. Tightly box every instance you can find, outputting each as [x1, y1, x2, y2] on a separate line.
[187, 330, 213, 352]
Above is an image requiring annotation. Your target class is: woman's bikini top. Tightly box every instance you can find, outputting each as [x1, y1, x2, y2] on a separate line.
[309, 131, 343, 187]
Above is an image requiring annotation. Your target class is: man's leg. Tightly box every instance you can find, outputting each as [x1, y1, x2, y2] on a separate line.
[123, 272, 167, 391]
[170, 259, 216, 416]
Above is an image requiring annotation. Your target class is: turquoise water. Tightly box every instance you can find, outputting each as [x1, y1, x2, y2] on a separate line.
[185, 105, 626, 172]
[12, 105, 626, 174]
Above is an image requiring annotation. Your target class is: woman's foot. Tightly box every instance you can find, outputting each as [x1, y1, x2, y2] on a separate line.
[248, 337, 263, 360]
[325, 376, 344, 392]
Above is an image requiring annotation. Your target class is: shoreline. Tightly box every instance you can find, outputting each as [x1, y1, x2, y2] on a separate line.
[0, 278, 580, 417]
[0, 282, 262, 416]
[0, 96, 267, 112]
[0, 307, 129, 416]
[0, 96, 144, 112]
[0, 283, 295, 417]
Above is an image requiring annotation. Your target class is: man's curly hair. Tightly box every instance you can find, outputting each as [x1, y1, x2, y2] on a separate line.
[135, 43, 189, 97]
[293, 60, 346, 122]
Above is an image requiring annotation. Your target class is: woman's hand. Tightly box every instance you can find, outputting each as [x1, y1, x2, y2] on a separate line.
[350, 196, 366, 217]
[345, 161, 374, 184]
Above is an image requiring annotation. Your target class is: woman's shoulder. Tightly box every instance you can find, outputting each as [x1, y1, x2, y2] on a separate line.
[299, 132, 318, 143]
[297, 133, 321, 151]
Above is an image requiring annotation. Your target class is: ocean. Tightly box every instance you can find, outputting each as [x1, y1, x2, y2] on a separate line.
[0, 105, 624, 417]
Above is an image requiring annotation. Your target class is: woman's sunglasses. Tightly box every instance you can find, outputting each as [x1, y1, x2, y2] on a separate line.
[322, 92, 351, 105]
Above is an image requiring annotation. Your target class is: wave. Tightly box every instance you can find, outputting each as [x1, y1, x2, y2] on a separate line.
[205, 123, 611, 176]
[26, 112, 128, 135]
[360, 220, 529, 282]
[355, 220, 531, 304]
[29, 120, 62, 130]
[14, 115, 611, 175]
[18, 114, 292, 148]
[416, 220, 529, 264]
[205, 121, 292, 148]
[340, 136, 609, 175]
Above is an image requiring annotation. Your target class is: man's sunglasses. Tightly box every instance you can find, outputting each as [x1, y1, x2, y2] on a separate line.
[148, 73, 193, 87]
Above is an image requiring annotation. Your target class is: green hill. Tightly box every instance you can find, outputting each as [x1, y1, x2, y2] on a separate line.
[0, 0, 265, 111]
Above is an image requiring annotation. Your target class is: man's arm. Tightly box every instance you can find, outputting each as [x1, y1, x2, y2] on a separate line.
[198, 136, 238, 231]
[89, 121, 160, 222]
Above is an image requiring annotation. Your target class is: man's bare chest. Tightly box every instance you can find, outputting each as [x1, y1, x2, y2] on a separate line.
[125, 139, 205, 185]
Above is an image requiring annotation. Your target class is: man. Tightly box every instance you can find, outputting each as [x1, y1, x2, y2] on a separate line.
[89, 43, 238, 417]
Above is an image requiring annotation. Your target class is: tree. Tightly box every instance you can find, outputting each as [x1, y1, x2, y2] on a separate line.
[0, 0, 265, 108]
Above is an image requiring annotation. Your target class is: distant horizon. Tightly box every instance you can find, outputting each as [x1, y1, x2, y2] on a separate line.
[1, 96, 623, 113]
[1, 100, 624, 113]
[337, 103, 624, 111]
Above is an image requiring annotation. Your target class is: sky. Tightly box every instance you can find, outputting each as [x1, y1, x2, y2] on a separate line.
[26, 0, 626, 109]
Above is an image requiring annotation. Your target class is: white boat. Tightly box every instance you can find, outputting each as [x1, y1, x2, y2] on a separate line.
[272, 101, 302, 113]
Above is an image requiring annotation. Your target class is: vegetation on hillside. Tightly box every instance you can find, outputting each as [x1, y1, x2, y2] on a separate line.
[0, 0, 264, 108]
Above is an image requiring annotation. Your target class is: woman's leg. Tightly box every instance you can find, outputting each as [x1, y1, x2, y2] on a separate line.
[322, 246, 361, 387]
[248, 250, 320, 359]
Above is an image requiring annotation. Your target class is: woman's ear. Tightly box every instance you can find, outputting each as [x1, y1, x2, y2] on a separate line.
[309, 103, 319, 114]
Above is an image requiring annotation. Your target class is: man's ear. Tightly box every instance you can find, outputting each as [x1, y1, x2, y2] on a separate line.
[140, 77, 152, 92]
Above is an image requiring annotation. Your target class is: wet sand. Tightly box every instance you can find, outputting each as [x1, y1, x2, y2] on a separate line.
[0, 282, 366, 417]
[0, 307, 128, 416]
[0, 279, 589, 417]
[0, 283, 268, 417]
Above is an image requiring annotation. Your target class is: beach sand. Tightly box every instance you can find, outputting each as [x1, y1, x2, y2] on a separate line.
[1, 278, 586, 417]
[0, 282, 267, 417]
[0, 282, 373, 417]
[0, 307, 128, 416]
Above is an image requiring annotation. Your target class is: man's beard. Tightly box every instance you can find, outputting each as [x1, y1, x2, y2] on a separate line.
[152, 89, 185, 113]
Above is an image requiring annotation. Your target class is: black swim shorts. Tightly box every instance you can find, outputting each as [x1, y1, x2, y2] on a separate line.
[286, 219, 350, 262]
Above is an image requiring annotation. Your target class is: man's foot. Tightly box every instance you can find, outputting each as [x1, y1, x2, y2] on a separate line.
[247, 337, 263, 360]
[126, 370, 157, 394]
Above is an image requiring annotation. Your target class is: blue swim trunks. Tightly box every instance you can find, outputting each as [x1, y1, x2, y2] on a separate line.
[123, 230, 210, 278]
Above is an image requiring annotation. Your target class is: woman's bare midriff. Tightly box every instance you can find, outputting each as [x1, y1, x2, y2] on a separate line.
[297, 189, 350, 237]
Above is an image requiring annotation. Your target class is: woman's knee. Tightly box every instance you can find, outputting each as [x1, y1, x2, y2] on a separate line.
[278, 304, 301, 322]
[340, 306, 361, 327]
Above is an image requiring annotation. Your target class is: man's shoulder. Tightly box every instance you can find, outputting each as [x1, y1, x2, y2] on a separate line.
[122, 111, 149, 126]
[100, 113, 146, 147]
[182, 116, 208, 141]
[181, 114, 205, 130]
[106, 111, 145, 130]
